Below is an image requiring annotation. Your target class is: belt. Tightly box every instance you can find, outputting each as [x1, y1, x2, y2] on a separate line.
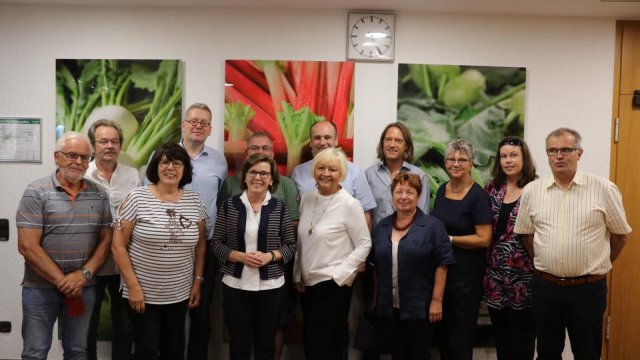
[535, 270, 606, 287]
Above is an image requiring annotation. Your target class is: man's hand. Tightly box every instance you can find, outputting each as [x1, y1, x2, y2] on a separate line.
[57, 270, 87, 298]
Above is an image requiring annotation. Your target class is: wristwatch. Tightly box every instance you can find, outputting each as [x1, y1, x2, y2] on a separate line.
[81, 268, 95, 281]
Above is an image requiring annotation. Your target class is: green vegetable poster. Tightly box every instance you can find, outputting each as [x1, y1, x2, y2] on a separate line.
[397, 64, 526, 208]
[224, 60, 355, 176]
[56, 59, 183, 169]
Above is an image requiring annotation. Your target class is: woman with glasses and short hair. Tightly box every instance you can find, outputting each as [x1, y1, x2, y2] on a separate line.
[212, 153, 296, 360]
[112, 142, 207, 360]
[431, 139, 492, 360]
[483, 136, 537, 359]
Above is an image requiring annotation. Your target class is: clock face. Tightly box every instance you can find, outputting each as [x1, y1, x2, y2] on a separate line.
[348, 13, 395, 62]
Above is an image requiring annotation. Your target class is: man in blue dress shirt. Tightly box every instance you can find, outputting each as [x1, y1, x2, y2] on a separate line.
[291, 120, 376, 229]
[179, 103, 228, 360]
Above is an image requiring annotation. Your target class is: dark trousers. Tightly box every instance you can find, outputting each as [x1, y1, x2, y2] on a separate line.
[390, 310, 434, 360]
[222, 284, 284, 360]
[532, 275, 607, 360]
[437, 277, 483, 360]
[301, 280, 353, 360]
[187, 248, 216, 360]
[128, 300, 188, 360]
[87, 274, 132, 360]
[488, 307, 535, 360]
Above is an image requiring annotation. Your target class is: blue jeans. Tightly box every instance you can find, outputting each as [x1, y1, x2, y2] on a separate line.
[22, 285, 97, 360]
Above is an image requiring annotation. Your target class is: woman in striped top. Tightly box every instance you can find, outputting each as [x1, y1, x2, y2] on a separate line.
[112, 142, 207, 360]
[212, 154, 296, 360]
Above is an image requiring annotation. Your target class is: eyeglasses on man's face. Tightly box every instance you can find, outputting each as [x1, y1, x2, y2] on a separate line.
[546, 147, 579, 157]
[247, 145, 274, 152]
[247, 170, 271, 179]
[184, 119, 211, 128]
[57, 151, 91, 162]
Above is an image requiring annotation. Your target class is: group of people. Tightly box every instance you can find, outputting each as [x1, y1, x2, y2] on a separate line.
[16, 100, 631, 360]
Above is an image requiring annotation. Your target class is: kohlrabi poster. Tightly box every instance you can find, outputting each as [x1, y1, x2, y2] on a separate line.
[224, 60, 355, 176]
[56, 59, 183, 169]
[397, 64, 526, 208]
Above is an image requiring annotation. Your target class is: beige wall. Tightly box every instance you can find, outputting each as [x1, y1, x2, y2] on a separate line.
[0, 4, 616, 358]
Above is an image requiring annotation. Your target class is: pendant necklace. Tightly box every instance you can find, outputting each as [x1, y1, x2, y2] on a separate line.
[308, 191, 335, 235]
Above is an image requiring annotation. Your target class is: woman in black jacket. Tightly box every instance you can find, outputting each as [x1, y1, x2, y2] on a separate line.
[212, 154, 296, 360]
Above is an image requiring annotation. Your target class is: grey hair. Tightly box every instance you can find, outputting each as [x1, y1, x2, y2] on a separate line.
[445, 139, 475, 162]
[312, 147, 348, 183]
[55, 131, 93, 153]
[545, 127, 582, 149]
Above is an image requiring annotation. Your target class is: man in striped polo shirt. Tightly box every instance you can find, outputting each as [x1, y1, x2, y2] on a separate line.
[515, 127, 632, 359]
[17, 132, 113, 360]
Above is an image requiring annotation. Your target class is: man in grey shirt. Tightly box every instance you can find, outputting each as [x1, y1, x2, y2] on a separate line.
[17, 132, 112, 359]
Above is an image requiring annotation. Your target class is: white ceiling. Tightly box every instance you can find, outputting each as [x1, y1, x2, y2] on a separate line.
[2, 0, 640, 19]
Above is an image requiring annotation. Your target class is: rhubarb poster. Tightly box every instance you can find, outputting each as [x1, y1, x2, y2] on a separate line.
[224, 60, 355, 175]
[397, 64, 526, 208]
[56, 59, 183, 169]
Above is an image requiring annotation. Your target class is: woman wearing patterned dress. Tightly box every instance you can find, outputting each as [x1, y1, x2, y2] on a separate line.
[484, 136, 537, 359]
[112, 142, 207, 360]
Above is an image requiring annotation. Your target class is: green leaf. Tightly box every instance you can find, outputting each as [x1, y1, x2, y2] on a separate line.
[457, 106, 505, 168]
[397, 104, 451, 159]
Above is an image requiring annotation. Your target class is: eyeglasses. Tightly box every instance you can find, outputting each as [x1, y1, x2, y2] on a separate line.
[499, 137, 522, 147]
[316, 165, 340, 174]
[95, 139, 121, 146]
[184, 119, 211, 128]
[445, 158, 470, 165]
[247, 170, 271, 179]
[159, 159, 185, 168]
[58, 151, 91, 162]
[546, 147, 579, 156]
[248, 145, 274, 152]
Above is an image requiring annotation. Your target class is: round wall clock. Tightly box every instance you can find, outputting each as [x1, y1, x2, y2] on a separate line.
[347, 12, 395, 62]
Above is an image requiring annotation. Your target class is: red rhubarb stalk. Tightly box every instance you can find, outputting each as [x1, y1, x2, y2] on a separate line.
[331, 61, 355, 139]
[226, 60, 270, 91]
[226, 62, 275, 116]
[255, 60, 287, 115]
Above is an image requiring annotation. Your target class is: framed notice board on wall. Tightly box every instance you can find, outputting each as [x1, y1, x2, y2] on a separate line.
[0, 117, 42, 163]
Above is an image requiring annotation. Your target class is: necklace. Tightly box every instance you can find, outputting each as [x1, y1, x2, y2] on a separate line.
[393, 212, 417, 231]
[308, 191, 336, 235]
